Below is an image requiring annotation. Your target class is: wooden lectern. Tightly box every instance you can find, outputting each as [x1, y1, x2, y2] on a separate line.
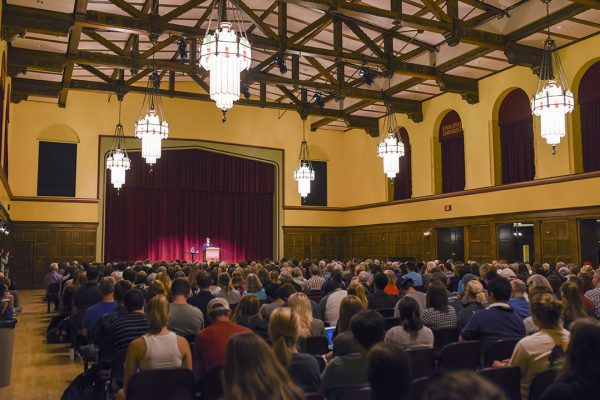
[204, 247, 220, 263]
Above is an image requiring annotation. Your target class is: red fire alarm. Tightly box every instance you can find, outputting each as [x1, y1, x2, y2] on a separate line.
[444, 205, 452, 211]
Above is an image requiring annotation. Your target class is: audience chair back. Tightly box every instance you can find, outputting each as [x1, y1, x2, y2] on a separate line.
[305, 392, 325, 400]
[478, 366, 521, 400]
[126, 368, 194, 400]
[202, 365, 224, 400]
[327, 385, 372, 400]
[47, 283, 60, 313]
[406, 347, 436, 379]
[375, 308, 395, 318]
[528, 369, 557, 400]
[410, 376, 431, 400]
[384, 317, 402, 331]
[438, 341, 482, 371]
[302, 336, 329, 355]
[433, 327, 459, 352]
[483, 339, 520, 368]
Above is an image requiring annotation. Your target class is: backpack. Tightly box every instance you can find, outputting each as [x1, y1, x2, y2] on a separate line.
[60, 364, 105, 400]
[46, 315, 70, 344]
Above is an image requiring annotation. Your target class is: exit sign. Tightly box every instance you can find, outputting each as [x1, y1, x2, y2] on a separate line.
[444, 205, 452, 211]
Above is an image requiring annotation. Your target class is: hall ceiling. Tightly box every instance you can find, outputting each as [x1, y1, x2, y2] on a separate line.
[3, 0, 600, 135]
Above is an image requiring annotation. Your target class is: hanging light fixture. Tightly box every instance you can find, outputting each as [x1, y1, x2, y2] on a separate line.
[107, 96, 131, 191]
[200, 0, 252, 122]
[531, 0, 574, 154]
[135, 70, 169, 167]
[293, 118, 315, 198]
[377, 103, 405, 179]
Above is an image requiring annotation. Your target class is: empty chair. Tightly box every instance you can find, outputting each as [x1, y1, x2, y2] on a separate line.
[478, 366, 521, 400]
[433, 327, 459, 352]
[303, 336, 329, 355]
[528, 369, 557, 400]
[406, 347, 436, 379]
[327, 385, 372, 400]
[126, 368, 194, 400]
[483, 339, 519, 368]
[410, 377, 431, 400]
[376, 308, 395, 318]
[438, 341, 481, 371]
[46, 282, 60, 313]
[384, 317, 402, 331]
[202, 364, 224, 400]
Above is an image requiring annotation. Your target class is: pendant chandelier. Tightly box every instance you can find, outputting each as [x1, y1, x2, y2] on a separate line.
[531, 0, 574, 154]
[106, 97, 131, 191]
[200, 0, 252, 122]
[293, 118, 315, 198]
[377, 103, 405, 179]
[135, 70, 169, 166]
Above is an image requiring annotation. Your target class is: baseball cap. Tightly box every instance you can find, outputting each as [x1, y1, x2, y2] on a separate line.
[207, 298, 230, 315]
[397, 276, 414, 288]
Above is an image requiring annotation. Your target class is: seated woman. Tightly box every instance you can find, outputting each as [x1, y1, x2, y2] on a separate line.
[494, 293, 569, 400]
[222, 332, 304, 400]
[421, 280, 458, 330]
[231, 294, 269, 339]
[457, 279, 486, 331]
[0, 282, 14, 321]
[540, 318, 600, 400]
[216, 272, 241, 307]
[385, 296, 433, 349]
[367, 341, 411, 400]
[118, 294, 192, 400]
[269, 307, 321, 392]
[243, 273, 267, 301]
[332, 295, 365, 357]
[287, 292, 325, 337]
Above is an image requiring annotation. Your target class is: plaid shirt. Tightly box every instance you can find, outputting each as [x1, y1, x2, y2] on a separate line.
[421, 306, 457, 330]
[306, 275, 325, 291]
[584, 286, 600, 318]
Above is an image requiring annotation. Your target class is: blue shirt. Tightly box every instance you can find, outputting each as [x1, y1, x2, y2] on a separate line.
[507, 296, 530, 320]
[82, 300, 117, 333]
[404, 272, 423, 287]
[461, 304, 526, 344]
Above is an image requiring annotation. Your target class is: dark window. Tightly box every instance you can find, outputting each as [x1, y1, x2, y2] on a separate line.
[301, 160, 327, 206]
[37, 141, 77, 197]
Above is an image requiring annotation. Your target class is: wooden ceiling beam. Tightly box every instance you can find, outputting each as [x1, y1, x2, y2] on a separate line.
[162, 0, 208, 22]
[108, 0, 144, 18]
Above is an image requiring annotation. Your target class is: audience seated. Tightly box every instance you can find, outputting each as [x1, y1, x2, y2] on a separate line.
[260, 283, 284, 320]
[94, 280, 132, 357]
[306, 265, 325, 291]
[110, 288, 149, 355]
[422, 371, 508, 400]
[43, 263, 63, 292]
[367, 341, 411, 400]
[383, 270, 399, 296]
[318, 279, 348, 327]
[386, 296, 434, 349]
[243, 273, 267, 300]
[168, 278, 204, 337]
[395, 277, 426, 316]
[583, 269, 600, 318]
[367, 273, 398, 310]
[82, 276, 117, 336]
[231, 294, 269, 339]
[216, 272, 242, 306]
[0, 281, 14, 321]
[457, 279, 486, 331]
[508, 279, 530, 320]
[187, 271, 215, 319]
[332, 295, 365, 357]
[560, 281, 591, 330]
[269, 307, 321, 391]
[421, 280, 457, 330]
[287, 292, 325, 337]
[73, 267, 102, 320]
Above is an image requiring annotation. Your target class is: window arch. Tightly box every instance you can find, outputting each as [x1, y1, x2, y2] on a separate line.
[438, 110, 465, 193]
[393, 127, 412, 200]
[498, 88, 535, 184]
[579, 60, 600, 172]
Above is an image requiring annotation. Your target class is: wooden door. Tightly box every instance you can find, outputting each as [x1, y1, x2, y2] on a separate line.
[9, 241, 34, 290]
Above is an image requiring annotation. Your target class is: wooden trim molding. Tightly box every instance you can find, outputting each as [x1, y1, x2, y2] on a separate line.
[11, 196, 99, 204]
[284, 170, 600, 212]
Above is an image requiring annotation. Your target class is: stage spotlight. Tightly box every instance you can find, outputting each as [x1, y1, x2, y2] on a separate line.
[240, 82, 251, 99]
[275, 53, 287, 74]
[312, 91, 325, 108]
[176, 38, 188, 61]
[359, 66, 374, 86]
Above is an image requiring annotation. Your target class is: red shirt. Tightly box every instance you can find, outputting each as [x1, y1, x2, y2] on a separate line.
[384, 284, 399, 296]
[193, 320, 250, 380]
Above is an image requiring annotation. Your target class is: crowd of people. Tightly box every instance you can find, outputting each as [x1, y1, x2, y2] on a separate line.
[33, 258, 600, 399]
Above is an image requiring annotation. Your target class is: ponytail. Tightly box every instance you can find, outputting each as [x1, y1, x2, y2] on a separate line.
[272, 336, 293, 368]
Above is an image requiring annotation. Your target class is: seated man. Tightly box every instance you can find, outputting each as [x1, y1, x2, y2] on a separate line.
[82, 276, 117, 336]
[168, 278, 204, 337]
[193, 298, 251, 381]
[367, 273, 398, 310]
[94, 280, 132, 360]
[321, 310, 385, 396]
[110, 288, 148, 355]
[187, 270, 215, 319]
[394, 277, 426, 316]
[508, 279, 530, 320]
[461, 277, 526, 346]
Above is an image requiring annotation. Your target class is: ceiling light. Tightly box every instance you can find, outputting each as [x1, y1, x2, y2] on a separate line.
[135, 71, 169, 167]
[107, 97, 131, 191]
[293, 118, 315, 198]
[377, 100, 405, 179]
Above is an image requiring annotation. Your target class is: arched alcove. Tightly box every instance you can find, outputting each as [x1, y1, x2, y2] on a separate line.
[578, 60, 600, 172]
[438, 110, 465, 193]
[393, 127, 412, 200]
[37, 124, 81, 143]
[498, 88, 535, 184]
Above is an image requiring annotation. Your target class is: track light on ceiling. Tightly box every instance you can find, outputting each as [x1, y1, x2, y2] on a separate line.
[359, 65, 374, 86]
[312, 92, 324, 108]
[275, 53, 287, 74]
[176, 38, 187, 61]
[240, 82, 251, 99]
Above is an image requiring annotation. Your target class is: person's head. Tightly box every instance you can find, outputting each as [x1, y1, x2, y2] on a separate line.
[592, 269, 600, 288]
[383, 270, 397, 287]
[530, 293, 563, 330]
[422, 371, 508, 400]
[207, 297, 230, 321]
[527, 274, 553, 293]
[147, 294, 169, 335]
[205, 237, 211, 243]
[510, 279, 526, 297]
[397, 277, 415, 293]
[309, 265, 320, 277]
[86, 267, 100, 283]
[232, 294, 260, 322]
[426, 280, 449, 311]
[338, 295, 366, 333]
[367, 341, 411, 400]
[171, 278, 191, 298]
[196, 270, 212, 290]
[245, 273, 263, 293]
[287, 292, 313, 338]
[350, 310, 385, 351]
[145, 280, 167, 301]
[398, 296, 423, 333]
[373, 273, 388, 291]
[99, 276, 115, 298]
[486, 277, 512, 303]
[50, 263, 59, 272]
[124, 288, 145, 313]
[114, 279, 133, 304]
[223, 333, 304, 400]
[464, 279, 485, 304]
[269, 307, 300, 368]
[122, 267, 136, 283]
[265, 283, 281, 301]
[560, 318, 600, 382]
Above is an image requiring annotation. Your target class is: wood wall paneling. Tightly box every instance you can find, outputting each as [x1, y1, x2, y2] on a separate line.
[467, 224, 495, 263]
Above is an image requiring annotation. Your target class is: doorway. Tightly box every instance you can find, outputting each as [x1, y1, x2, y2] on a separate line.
[497, 223, 534, 263]
[580, 219, 600, 267]
[437, 227, 464, 262]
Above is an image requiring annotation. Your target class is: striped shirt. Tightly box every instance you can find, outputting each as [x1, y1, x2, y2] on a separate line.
[110, 312, 148, 354]
[306, 276, 325, 291]
[421, 306, 458, 330]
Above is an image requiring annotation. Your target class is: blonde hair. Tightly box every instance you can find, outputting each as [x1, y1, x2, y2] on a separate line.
[384, 270, 397, 286]
[269, 308, 299, 368]
[156, 272, 172, 293]
[147, 294, 169, 335]
[353, 284, 369, 309]
[287, 292, 313, 337]
[464, 280, 486, 304]
[245, 273, 263, 293]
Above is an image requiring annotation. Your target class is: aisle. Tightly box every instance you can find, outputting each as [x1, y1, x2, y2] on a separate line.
[0, 290, 82, 400]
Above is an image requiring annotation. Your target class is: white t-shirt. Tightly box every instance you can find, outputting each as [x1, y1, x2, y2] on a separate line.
[324, 290, 348, 327]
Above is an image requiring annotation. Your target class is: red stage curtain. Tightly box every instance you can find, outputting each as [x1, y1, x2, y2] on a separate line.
[393, 127, 412, 200]
[105, 149, 274, 262]
[439, 111, 465, 193]
[499, 89, 535, 184]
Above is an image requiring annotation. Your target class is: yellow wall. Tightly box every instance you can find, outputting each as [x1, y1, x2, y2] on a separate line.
[0, 0, 13, 215]
[6, 33, 600, 230]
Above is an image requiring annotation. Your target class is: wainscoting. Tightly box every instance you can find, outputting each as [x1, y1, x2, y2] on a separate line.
[10, 222, 97, 289]
[283, 206, 595, 265]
